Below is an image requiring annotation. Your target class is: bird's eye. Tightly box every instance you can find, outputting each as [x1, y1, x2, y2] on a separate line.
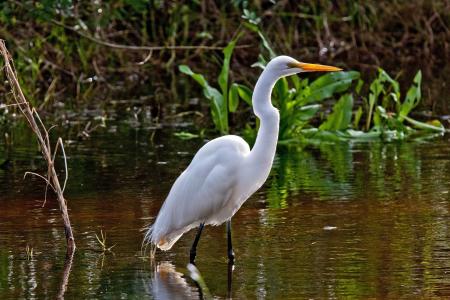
[286, 62, 299, 69]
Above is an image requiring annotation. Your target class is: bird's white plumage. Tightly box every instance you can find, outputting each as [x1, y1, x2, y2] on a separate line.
[147, 135, 253, 250]
[145, 55, 341, 252]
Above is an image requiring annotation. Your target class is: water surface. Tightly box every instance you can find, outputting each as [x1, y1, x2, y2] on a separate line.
[0, 124, 449, 299]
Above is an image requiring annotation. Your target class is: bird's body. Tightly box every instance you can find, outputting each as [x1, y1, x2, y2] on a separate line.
[148, 133, 274, 250]
[145, 56, 341, 262]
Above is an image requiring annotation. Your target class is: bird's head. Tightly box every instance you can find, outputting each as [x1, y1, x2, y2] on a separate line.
[265, 55, 342, 78]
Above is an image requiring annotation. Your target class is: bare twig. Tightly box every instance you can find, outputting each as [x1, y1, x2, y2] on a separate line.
[0, 102, 28, 108]
[53, 138, 69, 193]
[0, 40, 76, 255]
[24, 171, 56, 191]
[52, 20, 251, 52]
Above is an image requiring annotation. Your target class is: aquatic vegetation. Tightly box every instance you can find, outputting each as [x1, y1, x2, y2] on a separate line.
[94, 230, 116, 253]
[236, 66, 444, 143]
[179, 34, 242, 134]
[241, 70, 360, 143]
[361, 69, 445, 135]
[323, 68, 446, 142]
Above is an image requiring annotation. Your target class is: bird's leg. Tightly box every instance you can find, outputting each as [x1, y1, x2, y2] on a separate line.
[227, 220, 235, 264]
[227, 260, 234, 298]
[190, 223, 204, 264]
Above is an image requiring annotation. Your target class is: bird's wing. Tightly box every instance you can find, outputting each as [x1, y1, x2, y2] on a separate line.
[149, 136, 250, 249]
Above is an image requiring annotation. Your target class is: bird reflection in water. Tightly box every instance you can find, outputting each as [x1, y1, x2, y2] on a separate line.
[150, 261, 199, 299]
[148, 261, 234, 299]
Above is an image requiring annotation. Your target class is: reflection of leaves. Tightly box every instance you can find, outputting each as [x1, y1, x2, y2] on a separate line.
[267, 145, 354, 207]
[266, 140, 428, 208]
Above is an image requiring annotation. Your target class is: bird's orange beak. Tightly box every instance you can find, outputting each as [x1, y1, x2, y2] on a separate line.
[288, 62, 342, 72]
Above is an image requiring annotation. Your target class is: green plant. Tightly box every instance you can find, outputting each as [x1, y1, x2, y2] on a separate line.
[363, 69, 444, 138]
[238, 70, 360, 144]
[302, 68, 445, 142]
[179, 34, 242, 134]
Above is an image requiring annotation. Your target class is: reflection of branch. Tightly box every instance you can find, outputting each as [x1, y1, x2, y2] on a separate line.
[0, 40, 76, 254]
[57, 251, 74, 300]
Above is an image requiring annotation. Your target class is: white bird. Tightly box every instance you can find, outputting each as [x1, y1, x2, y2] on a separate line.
[145, 56, 342, 263]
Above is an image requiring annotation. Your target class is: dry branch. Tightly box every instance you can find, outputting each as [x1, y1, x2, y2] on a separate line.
[0, 40, 75, 255]
[52, 20, 251, 52]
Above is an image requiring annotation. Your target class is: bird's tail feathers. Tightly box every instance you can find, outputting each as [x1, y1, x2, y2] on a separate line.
[142, 222, 183, 251]
[141, 224, 155, 257]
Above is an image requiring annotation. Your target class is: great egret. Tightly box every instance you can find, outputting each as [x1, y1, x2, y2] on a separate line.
[145, 56, 342, 263]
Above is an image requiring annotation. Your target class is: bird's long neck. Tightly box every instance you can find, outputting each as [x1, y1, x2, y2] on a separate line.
[248, 71, 280, 170]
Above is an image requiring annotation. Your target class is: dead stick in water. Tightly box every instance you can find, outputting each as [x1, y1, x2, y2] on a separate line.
[0, 39, 75, 255]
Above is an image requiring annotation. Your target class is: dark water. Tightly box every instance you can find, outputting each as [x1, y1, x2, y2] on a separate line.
[0, 123, 450, 299]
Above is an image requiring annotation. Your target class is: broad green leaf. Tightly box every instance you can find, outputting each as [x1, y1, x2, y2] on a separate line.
[179, 64, 228, 133]
[353, 106, 363, 129]
[373, 106, 387, 128]
[297, 104, 321, 122]
[206, 89, 227, 133]
[218, 33, 242, 100]
[236, 84, 253, 106]
[366, 93, 376, 130]
[306, 71, 359, 104]
[229, 83, 239, 112]
[355, 78, 364, 95]
[403, 116, 444, 132]
[179, 65, 209, 88]
[398, 70, 422, 121]
[319, 94, 354, 131]
[275, 78, 289, 107]
[378, 69, 400, 97]
[227, 83, 253, 111]
[290, 74, 301, 90]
